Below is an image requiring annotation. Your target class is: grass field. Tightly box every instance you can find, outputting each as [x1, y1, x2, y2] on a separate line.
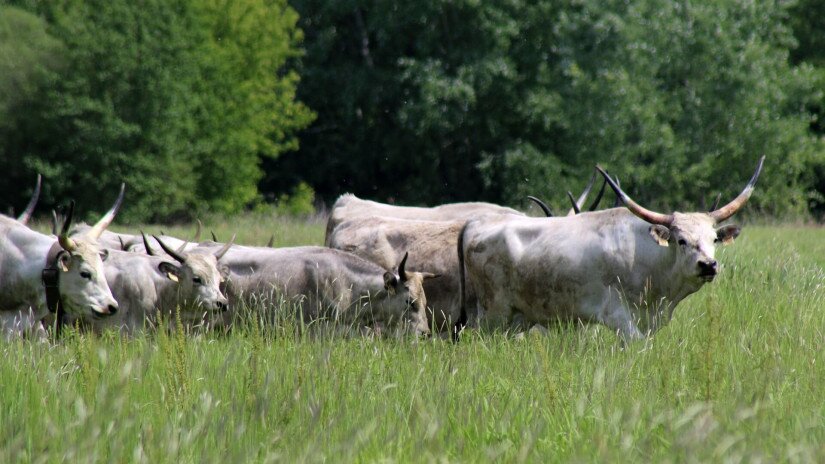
[2, 216, 825, 462]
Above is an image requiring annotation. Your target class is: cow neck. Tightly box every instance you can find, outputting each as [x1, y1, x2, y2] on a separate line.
[634, 245, 701, 331]
[41, 241, 65, 336]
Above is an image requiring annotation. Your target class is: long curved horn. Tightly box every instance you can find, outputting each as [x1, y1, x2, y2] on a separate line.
[566, 191, 580, 214]
[397, 251, 409, 282]
[141, 231, 155, 256]
[214, 234, 235, 261]
[588, 176, 608, 211]
[175, 240, 188, 254]
[58, 200, 77, 252]
[118, 236, 127, 251]
[17, 174, 41, 225]
[153, 235, 186, 264]
[87, 183, 126, 240]
[266, 234, 275, 248]
[51, 210, 59, 235]
[193, 219, 202, 242]
[709, 156, 765, 223]
[527, 196, 553, 217]
[596, 166, 673, 226]
[567, 171, 596, 215]
[211, 231, 218, 242]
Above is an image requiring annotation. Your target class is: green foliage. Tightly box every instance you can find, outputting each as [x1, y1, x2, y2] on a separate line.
[0, 6, 64, 204]
[0, 6, 63, 128]
[190, 0, 314, 215]
[787, 0, 825, 216]
[273, 181, 316, 217]
[0, 0, 312, 222]
[276, 0, 821, 216]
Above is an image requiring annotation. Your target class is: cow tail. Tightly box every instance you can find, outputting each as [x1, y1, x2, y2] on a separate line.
[453, 220, 471, 342]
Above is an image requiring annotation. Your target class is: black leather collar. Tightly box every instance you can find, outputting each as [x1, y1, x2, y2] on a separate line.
[41, 242, 65, 335]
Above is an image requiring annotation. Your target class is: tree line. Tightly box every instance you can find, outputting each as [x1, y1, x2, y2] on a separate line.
[1, 0, 824, 222]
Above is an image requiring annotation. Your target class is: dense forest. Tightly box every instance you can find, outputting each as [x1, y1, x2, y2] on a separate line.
[1, 0, 824, 222]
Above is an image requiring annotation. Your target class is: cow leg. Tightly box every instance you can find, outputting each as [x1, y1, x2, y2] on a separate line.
[600, 308, 644, 341]
[1, 307, 44, 341]
[597, 291, 644, 341]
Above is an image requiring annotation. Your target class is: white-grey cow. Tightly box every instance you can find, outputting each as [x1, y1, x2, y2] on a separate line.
[61, 234, 232, 333]
[458, 157, 764, 340]
[195, 243, 436, 336]
[0, 188, 124, 337]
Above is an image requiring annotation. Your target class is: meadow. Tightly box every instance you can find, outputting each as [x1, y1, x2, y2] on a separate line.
[2, 215, 824, 462]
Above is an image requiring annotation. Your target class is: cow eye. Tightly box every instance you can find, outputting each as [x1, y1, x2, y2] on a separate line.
[80, 271, 92, 280]
[193, 276, 203, 285]
[677, 239, 687, 246]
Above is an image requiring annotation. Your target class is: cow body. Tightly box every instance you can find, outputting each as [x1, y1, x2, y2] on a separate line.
[196, 243, 432, 335]
[324, 194, 523, 246]
[461, 209, 712, 338]
[459, 158, 764, 340]
[328, 217, 468, 330]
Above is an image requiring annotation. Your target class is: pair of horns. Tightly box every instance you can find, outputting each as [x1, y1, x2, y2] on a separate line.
[597, 156, 765, 226]
[527, 170, 608, 217]
[144, 232, 234, 262]
[58, 183, 126, 252]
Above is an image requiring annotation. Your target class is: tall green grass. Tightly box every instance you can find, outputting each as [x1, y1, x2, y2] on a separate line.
[3, 219, 825, 462]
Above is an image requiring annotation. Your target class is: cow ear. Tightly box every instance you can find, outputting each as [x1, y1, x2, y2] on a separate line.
[716, 224, 741, 245]
[99, 249, 109, 262]
[158, 261, 180, 282]
[218, 264, 230, 282]
[383, 271, 398, 293]
[57, 252, 70, 272]
[648, 225, 670, 247]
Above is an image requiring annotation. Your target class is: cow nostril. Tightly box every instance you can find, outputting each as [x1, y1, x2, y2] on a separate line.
[217, 301, 227, 312]
[698, 260, 718, 273]
[107, 304, 118, 315]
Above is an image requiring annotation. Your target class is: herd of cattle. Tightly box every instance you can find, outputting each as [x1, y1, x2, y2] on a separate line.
[0, 157, 764, 341]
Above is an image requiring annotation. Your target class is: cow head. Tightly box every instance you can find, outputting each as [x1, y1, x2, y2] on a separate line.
[382, 251, 439, 336]
[149, 234, 231, 318]
[597, 157, 763, 283]
[55, 186, 124, 319]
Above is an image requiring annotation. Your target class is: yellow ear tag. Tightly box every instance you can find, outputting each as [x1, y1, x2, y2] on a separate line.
[721, 236, 735, 246]
[167, 273, 179, 282]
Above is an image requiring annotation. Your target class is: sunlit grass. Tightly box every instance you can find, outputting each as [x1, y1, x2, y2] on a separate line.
[3, 217, 825, 461]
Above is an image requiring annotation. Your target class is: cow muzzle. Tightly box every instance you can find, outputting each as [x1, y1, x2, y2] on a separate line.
[92, 303, 119, 318]
[697, 260, 718, 281]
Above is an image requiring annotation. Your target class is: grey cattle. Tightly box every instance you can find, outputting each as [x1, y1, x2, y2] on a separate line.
[324, 194, 523, 246]
[328, 217, 464, 332]
[0, 188, 124, 337]
[62, 234, 231, 332]
[324, 175, 603, 334]
[458, 157, 764, 340]
[195, 243, 435, 336]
